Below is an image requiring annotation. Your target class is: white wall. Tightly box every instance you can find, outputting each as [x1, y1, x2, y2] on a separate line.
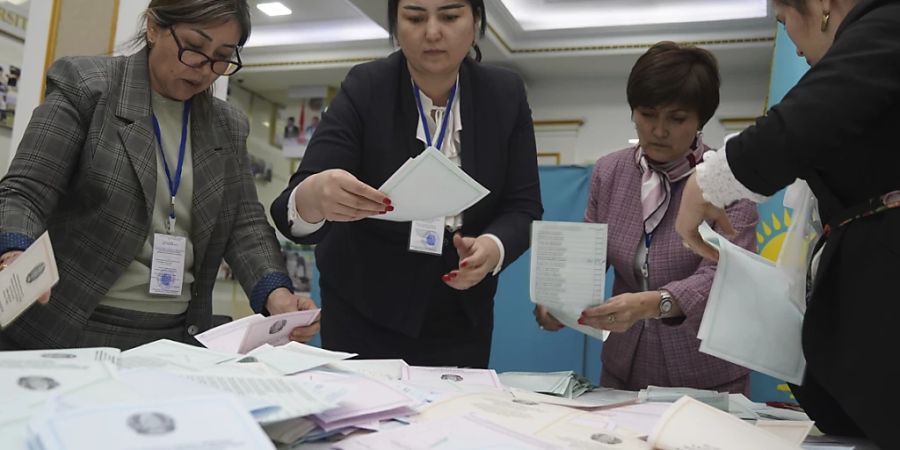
[526, 73, 769, 165]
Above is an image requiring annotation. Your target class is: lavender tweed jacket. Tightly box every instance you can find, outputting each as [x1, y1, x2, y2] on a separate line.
[587, 147, 758, 392]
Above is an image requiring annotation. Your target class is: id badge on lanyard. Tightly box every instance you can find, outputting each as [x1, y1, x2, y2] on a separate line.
[408, 81, 457, 256]
[149, 100, 190, 296]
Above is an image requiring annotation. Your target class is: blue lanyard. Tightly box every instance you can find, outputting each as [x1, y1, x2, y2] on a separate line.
[413, 80, 457, 151]
[151, 99, 191, 233]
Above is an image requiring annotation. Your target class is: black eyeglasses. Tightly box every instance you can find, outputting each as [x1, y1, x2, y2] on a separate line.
[169, 27, 243, 76]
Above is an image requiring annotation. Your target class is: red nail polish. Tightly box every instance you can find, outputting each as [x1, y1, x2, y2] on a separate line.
[383, 198, 392, 205]
[387, 206, 395, 212]
[449, 272, 458, 278]
[442, 275, 451, 282]
[577, 318, 585, 325]
[460, 261, 468, 268]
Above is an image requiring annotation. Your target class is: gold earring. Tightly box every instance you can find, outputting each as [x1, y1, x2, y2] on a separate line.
[821, 10, 830, 32]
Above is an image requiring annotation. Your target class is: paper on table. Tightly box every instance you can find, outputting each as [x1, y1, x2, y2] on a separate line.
[374, 149, 489, 222]
[587, 401, 672, 438]
[324, 359, 409, 381]
[334, 414, 560, 450]
[0, 231, 59, 328]
[402, 366, 502, 388]
[508, 387, 638, 410]
[647, 396, 802, 450]
[530, 221, 609, 341]
[121, 339, 235, 372]
[292, 370, 417, 429]
[247, 341, 356, 375]
[0, 349, 119, 410]
[696, 223, 806, 385]
[30, 394, 276, 450]
[756, 419, 815, 446]
[173, 372, 334, 423]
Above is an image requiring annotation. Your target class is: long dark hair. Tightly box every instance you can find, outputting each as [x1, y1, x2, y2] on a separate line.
[387, 0, 487, 62]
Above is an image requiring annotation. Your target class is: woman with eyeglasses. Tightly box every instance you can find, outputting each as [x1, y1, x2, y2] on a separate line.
[0, 0, 319, 350]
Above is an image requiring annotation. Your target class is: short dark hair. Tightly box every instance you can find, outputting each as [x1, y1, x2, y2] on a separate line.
[133, 0, 252, 48]
[626, 41, 721, 127]
[387, 0, 487, 61]
[773, 0, 810, 14]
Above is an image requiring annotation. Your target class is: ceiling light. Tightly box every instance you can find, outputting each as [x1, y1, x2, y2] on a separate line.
[257, 2, 292, 17]
[500, 0, 768, 31]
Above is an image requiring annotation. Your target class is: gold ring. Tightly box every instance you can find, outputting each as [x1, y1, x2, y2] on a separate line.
[607, 314, 616, 324]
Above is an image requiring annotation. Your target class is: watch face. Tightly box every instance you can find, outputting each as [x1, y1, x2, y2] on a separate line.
[660, 300, 672, 313]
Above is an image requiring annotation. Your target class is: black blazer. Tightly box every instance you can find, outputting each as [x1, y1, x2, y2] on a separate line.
[271, 51, 543, 337]
[724, 0, 900, 445]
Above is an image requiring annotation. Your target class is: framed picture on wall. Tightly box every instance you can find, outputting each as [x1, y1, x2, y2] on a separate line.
[0, 64, 20, 129]
[275, 97, 325, 159]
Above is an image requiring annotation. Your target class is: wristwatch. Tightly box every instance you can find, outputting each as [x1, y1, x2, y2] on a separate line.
[657, 289, 674, 319]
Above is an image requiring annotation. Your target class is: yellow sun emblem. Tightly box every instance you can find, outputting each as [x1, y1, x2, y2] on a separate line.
[757, 208, 792, 262]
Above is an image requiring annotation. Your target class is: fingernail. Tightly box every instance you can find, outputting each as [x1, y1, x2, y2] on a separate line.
[460, 261, 468, 268]
[577, 318, 585, 325]
[442, 274, 451, 282]
[449, 272, 458, 279]
[387, 206, 395, 212]
[383, 198, 392, 205]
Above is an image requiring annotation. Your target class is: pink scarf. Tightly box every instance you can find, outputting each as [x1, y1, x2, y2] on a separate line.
[634, 137, 708, 236]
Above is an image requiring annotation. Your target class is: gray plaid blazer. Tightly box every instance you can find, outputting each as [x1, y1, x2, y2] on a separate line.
[0, 48, 290, 349]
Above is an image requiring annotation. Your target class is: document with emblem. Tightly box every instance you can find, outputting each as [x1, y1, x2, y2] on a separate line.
[374, 149, 489, 222]
[530, 221, 609, 341]
[29, 394, 276, 450]
[195, 309, 320, 354]
[0, 231, 58, 328]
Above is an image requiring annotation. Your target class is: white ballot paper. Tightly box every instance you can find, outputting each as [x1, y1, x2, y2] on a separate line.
[0, 231, 58, 328]
[195, 309, 320, 354]
[29, 394, 276, 450]
[530, 221, 609, 341]
[647, 396, 802, 450]
[696, 223, 806, 385]
[374, 149, 489, 222]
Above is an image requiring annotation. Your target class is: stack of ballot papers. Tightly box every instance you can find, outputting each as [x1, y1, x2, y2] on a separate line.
[374, 148, 489, 222]
[529, 220, 611, 341]
[0, 231, 58, 329]
[499, 370, 593, 399]
[194, 309, 320, 354]
[638, 385, 730, 411]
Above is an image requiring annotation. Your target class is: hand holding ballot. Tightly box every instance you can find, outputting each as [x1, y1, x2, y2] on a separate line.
[0, 232, 58, 328]
[294, 169, 392, 223]
[263, 288, 320, 343]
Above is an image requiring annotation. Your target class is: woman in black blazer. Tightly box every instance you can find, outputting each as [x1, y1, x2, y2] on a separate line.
[677, 0, 900, 446]
[271, 0, 542, 368]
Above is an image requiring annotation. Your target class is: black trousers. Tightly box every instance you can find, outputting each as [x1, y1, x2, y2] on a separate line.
[320, 284, 493, 368]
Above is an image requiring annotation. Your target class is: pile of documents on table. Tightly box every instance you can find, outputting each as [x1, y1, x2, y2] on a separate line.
[2, 333, 823, 450]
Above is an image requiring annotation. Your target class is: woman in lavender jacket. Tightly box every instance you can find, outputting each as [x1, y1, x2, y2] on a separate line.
[536, 42, 759, 393]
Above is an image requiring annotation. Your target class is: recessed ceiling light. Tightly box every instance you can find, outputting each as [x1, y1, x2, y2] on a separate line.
[257, 2, 292, 17]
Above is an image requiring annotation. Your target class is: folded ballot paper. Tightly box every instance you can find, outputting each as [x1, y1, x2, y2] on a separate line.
[374, 148, 489, 222]
[647, 396, 807, 450]
[696, 222, 806, 385]
[0, 231, 59, 328]
[195, 309, 320, 354]
[530, 221, 610, 341]
[499, 371, 593, 399]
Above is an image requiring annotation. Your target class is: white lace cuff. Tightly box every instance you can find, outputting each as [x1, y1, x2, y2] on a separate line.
[696, 149, 769, 208]
[287, 184, 326, 237]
